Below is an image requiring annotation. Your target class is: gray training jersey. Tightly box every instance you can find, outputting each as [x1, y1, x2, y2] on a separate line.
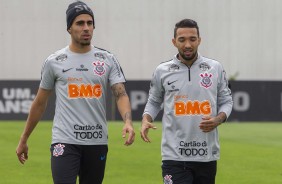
[144, 54, 233, 162]
[40, 45, 125, 145]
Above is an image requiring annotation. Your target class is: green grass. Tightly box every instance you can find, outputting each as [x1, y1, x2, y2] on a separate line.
[1, 121, 282, 184]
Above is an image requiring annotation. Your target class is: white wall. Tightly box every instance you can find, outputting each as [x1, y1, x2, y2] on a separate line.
[1, 0, 282, 80]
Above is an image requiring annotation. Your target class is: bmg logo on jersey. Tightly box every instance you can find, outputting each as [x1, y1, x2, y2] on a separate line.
[68, 83, 102, 99]
[174, 100, 211, 116]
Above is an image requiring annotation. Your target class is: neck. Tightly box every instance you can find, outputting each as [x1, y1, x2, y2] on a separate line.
[69, 43, 91, 53]
[178, 53, 198, 67]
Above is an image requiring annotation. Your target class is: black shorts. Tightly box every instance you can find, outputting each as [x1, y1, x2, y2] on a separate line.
[162, 160, 217, 184]
[50, 143, 108, 184]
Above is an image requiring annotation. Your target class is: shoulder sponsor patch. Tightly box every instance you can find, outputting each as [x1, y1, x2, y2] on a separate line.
[94, 53, 106, 60]
[169, 64, 180, 72]
[56, 54, 67, 62]
[199, 62, 210, 71]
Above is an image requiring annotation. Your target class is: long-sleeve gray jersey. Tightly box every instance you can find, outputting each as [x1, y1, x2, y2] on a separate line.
[144, 54, 233, 162]
[40, 45, 125, 145]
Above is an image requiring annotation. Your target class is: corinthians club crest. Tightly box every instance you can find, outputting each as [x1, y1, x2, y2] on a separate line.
[53, 143, 65, 157]
[93, 61, 106, 76]
[163, 175, 173, 184]
[200, 72, 213, 88]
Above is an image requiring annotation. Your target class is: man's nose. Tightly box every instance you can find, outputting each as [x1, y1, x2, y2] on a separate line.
[83, 23, 90, 31]
[184, 41, 191, 48]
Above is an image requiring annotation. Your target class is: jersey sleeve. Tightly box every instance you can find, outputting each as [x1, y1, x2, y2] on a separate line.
[39, 59, 56, 90]
[217, 63, 233, 119]
[143, 67, 164, 120]
[108, 55, 126, 86]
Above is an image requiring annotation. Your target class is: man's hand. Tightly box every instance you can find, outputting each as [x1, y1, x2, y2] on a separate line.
[199, 116, 224, 132]
[140, 118, 157, 143]
[16, 140, 28, 164]
[122, 123, 135, 146]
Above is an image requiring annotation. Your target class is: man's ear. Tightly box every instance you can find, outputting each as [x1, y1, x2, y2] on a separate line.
[198, 37, 201, 45]
[172, 38, 176, 47]
[67, 28, 71, 34]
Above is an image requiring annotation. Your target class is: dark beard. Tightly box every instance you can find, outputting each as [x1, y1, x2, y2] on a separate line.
[81, 42, 91, 46]
[179, 51, 197, 61]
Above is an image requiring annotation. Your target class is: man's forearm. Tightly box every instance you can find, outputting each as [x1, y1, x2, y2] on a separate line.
[20, 97, 48, 142]
[215, 112, 227, 124]
[142, 113, 153, 123]
[116, 95, 132, 123]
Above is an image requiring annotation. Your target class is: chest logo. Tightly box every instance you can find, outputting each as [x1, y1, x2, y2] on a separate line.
[200, 73, 213, 88]
[93, 61, 106, 76]
[174, 100, 211, 116]
[167, 80, 177, 85]
[62, 68, 73, 73]
[68, 83, 102, 99]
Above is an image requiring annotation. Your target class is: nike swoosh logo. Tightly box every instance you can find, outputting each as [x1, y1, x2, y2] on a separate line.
[100, 155, 106, 160]
[62, 68, 73, 73]
[167, 80, 177, 85]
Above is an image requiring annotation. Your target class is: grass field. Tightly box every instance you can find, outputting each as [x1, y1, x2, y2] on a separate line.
[1, 121, 282, 184]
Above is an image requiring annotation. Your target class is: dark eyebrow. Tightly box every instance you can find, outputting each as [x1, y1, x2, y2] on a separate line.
[75, 20, 93, 24]
[178, 36, 185, 39]
[178, 35, 197, 40]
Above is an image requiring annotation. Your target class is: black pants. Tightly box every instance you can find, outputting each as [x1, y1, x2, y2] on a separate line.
[162, 160, 217, 184]
[50, 143, 108, 184]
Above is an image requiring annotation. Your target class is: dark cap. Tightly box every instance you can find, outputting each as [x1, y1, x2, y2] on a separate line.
[66, 1, 94, 30]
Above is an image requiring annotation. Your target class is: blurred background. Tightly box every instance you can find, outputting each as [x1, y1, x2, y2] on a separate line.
[1, 0, 282, 121]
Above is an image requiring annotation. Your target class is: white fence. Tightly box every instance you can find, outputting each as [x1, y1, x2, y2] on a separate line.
[1, 0, 282, 80]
